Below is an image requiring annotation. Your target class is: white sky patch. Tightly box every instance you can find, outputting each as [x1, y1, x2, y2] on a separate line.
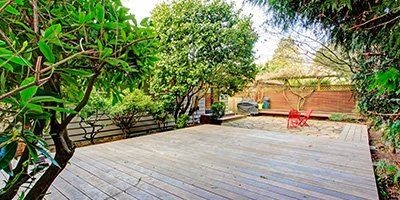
[122, 0, 280, 64]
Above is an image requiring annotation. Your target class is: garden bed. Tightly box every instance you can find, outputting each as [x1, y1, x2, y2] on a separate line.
[370, 129, 400, 199]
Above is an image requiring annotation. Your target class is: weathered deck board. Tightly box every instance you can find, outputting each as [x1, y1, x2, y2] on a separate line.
[39, 124, 378, 200]
[339, 124, 368, 143]
[111, 132, 375, 197]
[0, 124, 375, 199]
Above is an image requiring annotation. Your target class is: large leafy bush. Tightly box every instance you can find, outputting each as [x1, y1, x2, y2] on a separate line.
[151, 0, 258, 121]
[110, 89, 153, 137]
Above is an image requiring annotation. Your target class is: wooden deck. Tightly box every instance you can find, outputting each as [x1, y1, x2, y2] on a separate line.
[41, 124, 378, 199]
[339, 124, 369, 143]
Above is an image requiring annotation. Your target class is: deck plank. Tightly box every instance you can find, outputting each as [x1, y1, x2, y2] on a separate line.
[110, 135, 376, 197]
[52, 175, 91, 200]
[89, 142, 341, 200]
[45, 186, 68, 200]
[81, 146, 290, 200]
[71, 154, 183, 200]
[40, 124, 378, 199]
[58, 168, 112, 199]
[64, 163, 138, 199]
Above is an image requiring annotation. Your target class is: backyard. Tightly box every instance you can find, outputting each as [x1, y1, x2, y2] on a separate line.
[15, 124, 378, 199]
[1, 0, 399, 199]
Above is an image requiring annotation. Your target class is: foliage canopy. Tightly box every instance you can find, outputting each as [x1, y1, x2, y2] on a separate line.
[247, 0, 400, 148]
[151, 0, 258, 120]
[0, 0, 156, 198]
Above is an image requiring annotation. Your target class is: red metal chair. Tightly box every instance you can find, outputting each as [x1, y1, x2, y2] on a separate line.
[299, 108, 313, 127]
[287, 110, 301, 129]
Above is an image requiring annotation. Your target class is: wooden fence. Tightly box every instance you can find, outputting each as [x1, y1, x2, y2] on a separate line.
[229, 86, 355, 113]
[45, 115, 181, 147]
[44, 95, 206, 147]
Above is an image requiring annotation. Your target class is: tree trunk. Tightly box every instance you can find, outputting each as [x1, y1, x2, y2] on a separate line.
[24, 120, 75, 200]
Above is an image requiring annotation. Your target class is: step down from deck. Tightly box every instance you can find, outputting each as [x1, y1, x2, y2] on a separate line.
[338, 123, 368, 142]
[200, 113, 246, 124]
[218, 114, 246, 122]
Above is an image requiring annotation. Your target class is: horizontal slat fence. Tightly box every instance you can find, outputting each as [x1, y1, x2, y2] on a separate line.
[44, 115, 182, 147]
[45, 96, 206, 147]
[230, 90, 355, 113]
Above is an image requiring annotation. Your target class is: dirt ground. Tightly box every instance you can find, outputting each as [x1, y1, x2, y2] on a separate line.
[222, 115, 349, 139]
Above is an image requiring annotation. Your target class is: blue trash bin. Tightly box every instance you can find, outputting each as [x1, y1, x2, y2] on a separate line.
[263, 97, 270, 109]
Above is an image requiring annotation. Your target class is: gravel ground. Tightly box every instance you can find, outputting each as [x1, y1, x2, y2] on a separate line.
[222, 115, 350, 139]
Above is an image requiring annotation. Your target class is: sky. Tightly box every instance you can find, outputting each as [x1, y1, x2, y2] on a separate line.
[121, 0, 281, 64]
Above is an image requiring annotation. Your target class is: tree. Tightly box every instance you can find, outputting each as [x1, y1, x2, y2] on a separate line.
[246, 0, 400, 148]
[313, 45, 353, 79]
[151, 0, 258, 120]
[265, 36, 304, 73]
[0, 0, 157, 198]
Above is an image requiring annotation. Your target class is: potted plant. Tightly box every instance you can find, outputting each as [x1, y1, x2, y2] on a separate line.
[211, 101, 226, 124]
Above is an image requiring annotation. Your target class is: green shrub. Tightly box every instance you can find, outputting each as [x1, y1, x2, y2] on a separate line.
[211, 101, 226, 120]
[328, 113, 356, 122]
[110, 89, 153, 137]
[374, 160, 400, 198]
[78, 91, 111, 120]
[382, 121, 400, 150]
[78, 91, 111, 143]
[149, 95, 175, 128]
[176, 114, 190, 129]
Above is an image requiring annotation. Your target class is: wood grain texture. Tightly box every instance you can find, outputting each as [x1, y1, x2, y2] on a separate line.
[38, 124, 378, 200]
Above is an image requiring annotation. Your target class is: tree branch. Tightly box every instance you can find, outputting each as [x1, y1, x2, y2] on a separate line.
[0, 28, 35, 71]
[0, 0, 15, 15]
[365, 15, 400, 30]
[60, 72, 100, 130]
[0, 77, 49, 101]
[111, 36, 158, 57]
[367, 111, 400, 116]
[347, 7, 400, 31]
[39, 49, 96, 73]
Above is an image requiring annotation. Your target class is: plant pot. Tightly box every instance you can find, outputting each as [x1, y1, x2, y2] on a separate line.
[258, 103, 263, 109]
[211, 119, 222, 125]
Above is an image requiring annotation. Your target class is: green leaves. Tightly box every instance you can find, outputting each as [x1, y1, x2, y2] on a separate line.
[39, 40, 55, 63]
[0, 136, 17, 173]
[20, 77, 38, 102]
[96, 3, 104, 23]
[43, 106, 77, 114]
[25, 142, 59, 167]
[30, 96, 68, 104]
[44, 24, 62, 40]
[0, 2, 20, 15]
[61, 68, 94, 77]
[369, 68, 400, 95]
[78, 12, 87, 24]
[140, 17, 149, 27]
[151, 0, 256, 118]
